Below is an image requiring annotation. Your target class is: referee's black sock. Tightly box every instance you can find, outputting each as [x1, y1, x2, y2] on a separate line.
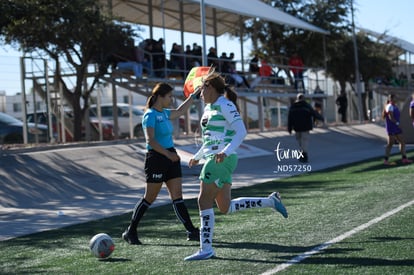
[172, 198, 197, 232]
[130, 198, 150, 231]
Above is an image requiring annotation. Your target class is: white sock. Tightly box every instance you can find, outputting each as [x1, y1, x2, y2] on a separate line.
[227, 197, 273, 214]
[200, 208, 214, 252]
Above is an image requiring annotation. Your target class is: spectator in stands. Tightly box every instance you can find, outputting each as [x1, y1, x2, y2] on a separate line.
[114, 38, 144, 78]
[139, 39, 154, 77]
[116, 61, 143, 78]
[185, 44, 192, 55]
[116, 45, 141, 77]
[229, 52, 236, 64]
[288, 53, 305, 91]
[336, 90, 348, 123]
[288, 93, 324, 163]
[226, 53, 250, 88]
[219, 52, 230, 73]
[184, 44, 193, 70]
[170, 43, 185, 75]
[207, 47, 219, 68]
[184, 43, 201, 69]
[259, 59, 273, 78]
[152, 38, 166, 77]
[249, 55, 260, 74]
[192, 43, 202, 66]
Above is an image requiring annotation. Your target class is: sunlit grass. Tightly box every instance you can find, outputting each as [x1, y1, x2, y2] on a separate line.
[0, 153, 413, 274]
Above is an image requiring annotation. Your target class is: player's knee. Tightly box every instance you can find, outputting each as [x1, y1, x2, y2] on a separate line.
[218, 207, 229, 214]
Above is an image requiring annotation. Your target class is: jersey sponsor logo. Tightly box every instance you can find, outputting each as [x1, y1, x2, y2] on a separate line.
[202, 214, 212, 243]
[234, 200, 262, 211]
[230, 110, 240, 119]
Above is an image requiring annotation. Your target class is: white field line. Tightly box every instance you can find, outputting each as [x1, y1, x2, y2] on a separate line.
[261, 199, 414, 275]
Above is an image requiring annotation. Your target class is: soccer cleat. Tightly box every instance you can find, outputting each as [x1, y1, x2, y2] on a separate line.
[184, 249, 215, 261]
[401, 158, 413, 164]
[383, 160, 397, 166]
[122, 228, 142, 245]
[269, 192, 288, 218]
[187, 228, 200, 241]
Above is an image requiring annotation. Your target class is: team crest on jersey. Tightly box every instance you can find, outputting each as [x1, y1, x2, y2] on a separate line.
[156, 115, 164, 122]
[201, 118, 208, 127]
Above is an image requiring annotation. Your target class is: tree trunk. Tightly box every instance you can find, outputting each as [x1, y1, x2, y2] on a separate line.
[72, 94, 83, 141]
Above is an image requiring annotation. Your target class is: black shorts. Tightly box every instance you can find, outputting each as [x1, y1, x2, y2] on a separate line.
[144, 148, 182, 183]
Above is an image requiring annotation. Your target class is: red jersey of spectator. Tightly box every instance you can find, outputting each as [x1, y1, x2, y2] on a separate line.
[259, 60, 272, 77]
[288, 54, 304, 75]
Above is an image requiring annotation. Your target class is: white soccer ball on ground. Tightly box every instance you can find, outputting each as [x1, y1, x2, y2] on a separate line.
[89, 233, 115, 259]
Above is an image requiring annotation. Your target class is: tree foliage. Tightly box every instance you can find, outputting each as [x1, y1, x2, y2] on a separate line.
[242, 0, 396, 120]
[0, 0, 138, 141]
[329, 32, 396, 120]
[244, 0, 351, 66]
[243, 1, 394, 91]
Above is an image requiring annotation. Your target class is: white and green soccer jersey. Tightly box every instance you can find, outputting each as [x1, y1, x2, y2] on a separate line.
[193, 96, 243, 160]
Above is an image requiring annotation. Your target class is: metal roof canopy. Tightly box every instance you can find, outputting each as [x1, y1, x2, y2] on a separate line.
[103, 0, 329, 36]
[359, 28, 414, 55]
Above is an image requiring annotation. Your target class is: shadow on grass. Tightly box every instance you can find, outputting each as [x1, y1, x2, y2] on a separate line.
[371, 236, 414, 241]
[341, 236, 414, 243]
[213, 240, 414, 267]
[97, 258, 131, 262]
[290, 256, 414, 267]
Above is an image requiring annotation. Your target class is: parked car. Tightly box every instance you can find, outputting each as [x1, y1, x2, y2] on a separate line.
[89, 103, 144, 138]
[26, 111, 114, 141]
[0, 112, 49, 144]
[89, 118, 115, 140]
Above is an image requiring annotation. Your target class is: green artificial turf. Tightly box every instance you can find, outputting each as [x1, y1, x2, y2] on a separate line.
[1, 153, 413, 274]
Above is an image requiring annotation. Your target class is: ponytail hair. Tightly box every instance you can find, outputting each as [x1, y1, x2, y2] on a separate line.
[145, 95, 157, 110]
[145, 82, 173, 110]
[224, 85, 240, 112]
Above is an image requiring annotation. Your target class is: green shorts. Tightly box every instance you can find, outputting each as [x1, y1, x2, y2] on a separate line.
[199, 154, 238, 188]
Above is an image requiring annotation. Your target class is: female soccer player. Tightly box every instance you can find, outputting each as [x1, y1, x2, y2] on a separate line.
[184, 71, 288, 261]
[382, 94, 412, 165]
